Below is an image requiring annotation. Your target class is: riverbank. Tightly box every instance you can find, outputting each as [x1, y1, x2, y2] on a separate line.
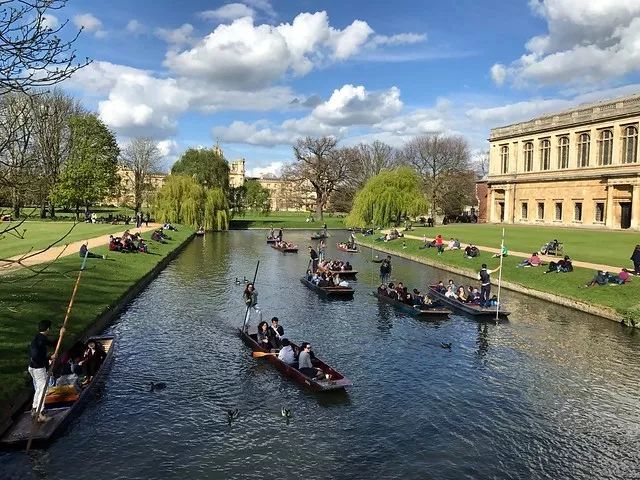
[357, 235, 640, 327]
[0, 227, 194, 427]
[230, 211, 345, 229]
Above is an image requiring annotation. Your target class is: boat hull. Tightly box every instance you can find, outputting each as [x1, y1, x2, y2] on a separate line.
[238, 329, 351, 391]
[270, 245, 298, 253]
[299, 277, 354, 299]
[372, 292, 451, 317]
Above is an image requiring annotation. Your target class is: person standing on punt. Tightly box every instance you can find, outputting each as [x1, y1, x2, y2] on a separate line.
[243, 283, 262, 331]
[380, 256, 392, 284]
[477, 263, 501, 308]
[318, 239, 326, 262]
[309, 245, 319, 272]
[29, 320, 55, 423]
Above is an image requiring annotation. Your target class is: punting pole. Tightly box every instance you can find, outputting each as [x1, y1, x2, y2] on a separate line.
[242, 260, 260, 332]
[26, 251, 89, 453]
[495, 227, 505, 322]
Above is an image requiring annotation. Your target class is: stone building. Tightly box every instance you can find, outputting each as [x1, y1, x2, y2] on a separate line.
[487, 94, 640, 230]
[229, 158, 245, 189]
[110, 167, 166, 207]
[253, 175, 316, 212]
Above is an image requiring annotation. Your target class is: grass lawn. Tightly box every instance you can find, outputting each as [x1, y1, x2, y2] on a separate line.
[0, 222, 144, 259]
[0, 227, 193, 406]
[410, 223, 638, 268]
[1, 206, 136, 221]
[230, 211, 345, 229]
[358, 234, 640, 323]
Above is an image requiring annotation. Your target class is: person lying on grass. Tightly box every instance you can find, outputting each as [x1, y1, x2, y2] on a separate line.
[517, 252, 542, 268]
[544, 255, 573, 273]
[79, 241, 105, 259]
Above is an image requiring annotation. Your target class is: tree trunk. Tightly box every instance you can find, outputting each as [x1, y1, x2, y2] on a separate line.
[75, 203, 80, 222]
[50, 204, 56, 218]
[12, 188, 20, 219]
[315, 200, 323, 220]
[40, 200, 47, 219]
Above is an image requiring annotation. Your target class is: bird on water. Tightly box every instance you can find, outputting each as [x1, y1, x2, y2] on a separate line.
[440, 342, 452, 350]
[149, 382, 167, 392]
[227, 408, 240, 423]
[281, 407, 292, 418]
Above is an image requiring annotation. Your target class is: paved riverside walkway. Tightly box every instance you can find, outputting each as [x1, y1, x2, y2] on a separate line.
[384, 231, 627, 274]
[0, 224, 160, 276]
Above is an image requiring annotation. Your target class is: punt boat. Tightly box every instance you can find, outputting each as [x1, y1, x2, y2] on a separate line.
[266, 236, 278, 244]
[372, 291, 451, 317]
[319, 268, 358, 279]
[299, 277, 354, 299]
[311, 233, 328, 240]
[426, 286, 510, 318]
[270, 244, 299, 253]
[337, 243, 358, 253]
[238, 328, 352, 391]
[0, 335, 115, 448]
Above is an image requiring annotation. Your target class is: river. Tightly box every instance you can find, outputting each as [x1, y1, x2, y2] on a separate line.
[2, 230, 639, 480]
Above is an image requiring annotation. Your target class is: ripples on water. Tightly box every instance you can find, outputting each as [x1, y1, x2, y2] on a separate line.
[2, 230, 640, 480]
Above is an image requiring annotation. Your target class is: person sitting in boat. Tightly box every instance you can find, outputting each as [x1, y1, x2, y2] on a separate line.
[448, 279, 457, 293]
[444, 285, 457, 299]
[487, 295, 499, 307]
[377, 284, 388, 296]
[256, 321, 272, 350]
[277, 339, 296, 366]
[343, 261, 353, 271]
[467, 287, 481, 304]
[298, 342, 325, 380]
[517, 252, 542, 268]
[395, 282, 405, 298]
[268, 317, 284, 349]
[401, 287, 413, 305]
[387, 282, 398, 300]
[317, 273, 330, 287]
[456, 286, 467, 302]
[411, 289, 424, 306]
[436, 281, 446, 293]
[59, 341, 85, 376]
[78, 340, 106, 386]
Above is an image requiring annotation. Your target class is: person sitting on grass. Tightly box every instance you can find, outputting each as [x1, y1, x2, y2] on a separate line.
[606, 269, 631, 285]
[138, 238, 148, 253]
[163, 223, 178, 231]
[419, 238, 436, 249]
[585, 270, 608, 287]
[545, 255, 573, 273]
[435, 235, 444, 255]
[79, 241, 105, 259]
[464, 244, 480, 258]
[517, 252, 542, 268]
[151, 229, 167, 243]
[108, 235, 122, 251]
[447, 238, 461, 250]
[492, 245, 508, 258]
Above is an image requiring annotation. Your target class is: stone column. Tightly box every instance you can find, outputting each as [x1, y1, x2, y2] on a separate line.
[632, 184, 640, 230]
[504, 186, 512, 224]
[605, 185, 615, 228]
[488, 188, 495, 223]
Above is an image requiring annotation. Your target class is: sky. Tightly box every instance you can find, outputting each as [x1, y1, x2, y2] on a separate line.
[53, 0, 640, 175]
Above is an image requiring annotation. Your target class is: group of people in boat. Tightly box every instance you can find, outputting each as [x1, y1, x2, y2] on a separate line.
[108, 230, 149, 253]
[27, 320, 107, 423]
[434, 279, 499, 307]
[377, 282, 434, 307]
[268, 227, 284, 241]
[318, 259, 353, 272]
[274, 240, 297, 250]
[305, 269, 350, 287]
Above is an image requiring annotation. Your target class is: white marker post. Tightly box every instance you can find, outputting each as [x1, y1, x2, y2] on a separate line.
[496, 228, 505, 322]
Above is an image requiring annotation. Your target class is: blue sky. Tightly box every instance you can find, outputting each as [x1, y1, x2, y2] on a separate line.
[56, 0, 640, 174]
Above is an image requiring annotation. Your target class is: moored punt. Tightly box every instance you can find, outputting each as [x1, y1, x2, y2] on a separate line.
[372, 291, 451, 317]
[0, 335, 115, 448]
[300, 277, 355, 299]
[337, 243, 358, 253]
[426, 286, 510, 318]
[270, 244, 299, 253]
[195, 229, 205, 236]
[238, 328, 352, 391]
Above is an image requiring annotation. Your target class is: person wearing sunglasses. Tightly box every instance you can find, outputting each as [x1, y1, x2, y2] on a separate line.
[298, 342, 325, 380]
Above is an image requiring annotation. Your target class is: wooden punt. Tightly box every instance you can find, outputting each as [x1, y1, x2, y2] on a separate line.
[311, 233, 328, 240]
[426, 286, 510, 318]
[372, 291, 451, 317]
[0, 335, 115, 448]
[266, 236, 278, 244]
[238, 328, 352, 392]
[195, 229, 205, 236]
[270, 244, 299, 253]
[320, 268, 358, 279]
[337, 243, 358, 253]
[299, 277, 354, 299]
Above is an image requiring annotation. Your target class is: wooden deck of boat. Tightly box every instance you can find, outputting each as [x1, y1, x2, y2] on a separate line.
[427, 287, 510, 318]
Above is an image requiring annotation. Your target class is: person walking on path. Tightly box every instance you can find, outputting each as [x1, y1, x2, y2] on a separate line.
[631, 245, 640, 275]
[477, 263, 501, 308]
[29, 320, 55, 423]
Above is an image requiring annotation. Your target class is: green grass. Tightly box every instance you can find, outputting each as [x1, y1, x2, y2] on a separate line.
[1, 206, 136, 221]
[230, 211, 345, 229]
[410, 224, 638, 267]
[0, 227, 193, 406]
[0, 222, 146, 259]
[358, 234, 640, 323]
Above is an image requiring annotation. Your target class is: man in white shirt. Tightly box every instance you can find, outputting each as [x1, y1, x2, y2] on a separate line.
[277, 339, 296, 365]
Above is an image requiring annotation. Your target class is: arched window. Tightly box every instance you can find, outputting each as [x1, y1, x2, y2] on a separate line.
[622, 125, 638, 164]
[558, 136, 569, 168]
[597, 129, 613, 165]
[540, 139, 551, 170]
[523, 142, 533, 172]
[577, 133, 590, 167]
[500, 145, 509, 173]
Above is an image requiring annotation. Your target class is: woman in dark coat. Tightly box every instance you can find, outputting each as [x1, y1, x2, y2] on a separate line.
[630, 245, 640, 275]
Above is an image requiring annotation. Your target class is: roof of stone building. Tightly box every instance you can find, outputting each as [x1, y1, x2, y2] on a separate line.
[490, 92, 640, 140]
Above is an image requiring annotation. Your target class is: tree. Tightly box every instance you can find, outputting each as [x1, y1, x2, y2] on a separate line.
[400, 134, 472, 224]
[120, 138, 162, 215]
[439, 170, 477, 219]
[33, 89, 84, 218]
[472, 150, 489, 179]
[287, 136, 349, 220]
[0, 0, 90, 95]
[171, 147, 229, 192]
[244, 179, 270, 213]
[346, 167, 428, 228]
[155, 174, 229, 230]
[53, 114, 119, 219]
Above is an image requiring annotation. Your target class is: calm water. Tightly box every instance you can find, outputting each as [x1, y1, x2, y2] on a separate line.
[2, 230, 640, 480]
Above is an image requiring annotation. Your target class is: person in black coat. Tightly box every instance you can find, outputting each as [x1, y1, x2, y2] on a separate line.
[631, 245, 640, 275]
[268, 317, 284, 349]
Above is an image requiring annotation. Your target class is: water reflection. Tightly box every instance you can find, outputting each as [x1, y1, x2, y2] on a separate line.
[1, 230, 639, 480]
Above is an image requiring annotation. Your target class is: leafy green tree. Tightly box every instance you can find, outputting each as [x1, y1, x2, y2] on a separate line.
[346, 167, 428, 227]
[244, 179, 270, 213]
[155, 174, 229, 230]
[171, 147, 229, 192]
[53, 113, 119, 219]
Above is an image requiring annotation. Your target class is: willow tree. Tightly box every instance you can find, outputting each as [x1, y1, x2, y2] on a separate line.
[205, 188, 229, 230]
[346, 167, 428, 228]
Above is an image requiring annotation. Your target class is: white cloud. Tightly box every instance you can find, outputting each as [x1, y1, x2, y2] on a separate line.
[126, 19, 147, 35]
[246, 161, 284, 178]
[42, 14, 59, 30]
[73, 13, 106, 38]
[244, 0, 277, 19]
[212, 121, 299, 146]
[200, 3, 255, 21]
[327, 20, 373, 59]
[370, 33, 427, 46]
[156, 139, 179, 157]
[155, 23, 196, 47]
[493, 0, 640, 86]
